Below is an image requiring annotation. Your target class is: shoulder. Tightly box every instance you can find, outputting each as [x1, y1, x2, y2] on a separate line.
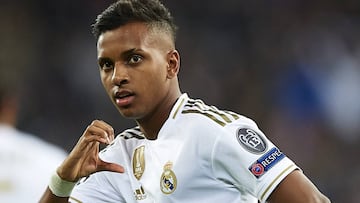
[178, 96, 258, 131]
[172, 96, 264, 149]
[100, 126, 145, 161]
[117, 126, 145, 140]
[179, 97, 240, 126]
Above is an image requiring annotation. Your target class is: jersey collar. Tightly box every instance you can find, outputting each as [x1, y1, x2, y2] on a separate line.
[169, 93, 188, 120]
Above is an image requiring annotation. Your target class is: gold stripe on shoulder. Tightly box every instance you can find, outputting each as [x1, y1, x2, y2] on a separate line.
[181, 99, 240, 126]
[182, 109, 226, 126]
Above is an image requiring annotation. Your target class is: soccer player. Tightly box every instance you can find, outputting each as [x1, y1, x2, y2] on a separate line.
[40, 0, 330, 202]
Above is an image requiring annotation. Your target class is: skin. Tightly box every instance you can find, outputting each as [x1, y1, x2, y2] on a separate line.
[0, 95, 18, 126]
[268, 170, 330, 203]
[97, 22, 181, 140]
[40, 22, 181, 202]
[39, 22, 330, 203]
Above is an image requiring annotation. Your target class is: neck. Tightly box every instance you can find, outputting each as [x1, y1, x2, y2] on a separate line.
[137, 90, 181, 140]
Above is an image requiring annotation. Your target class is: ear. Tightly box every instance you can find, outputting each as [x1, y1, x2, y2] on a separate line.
[166, 50, 180, 79]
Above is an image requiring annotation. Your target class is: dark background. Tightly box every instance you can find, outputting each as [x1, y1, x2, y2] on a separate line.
[1, 0, 359, 202]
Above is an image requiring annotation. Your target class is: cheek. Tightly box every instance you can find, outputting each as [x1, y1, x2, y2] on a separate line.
[146, 69, 167, 89]
[137, 72, 166, 100]
[139, 63, 167, 84]
[100, 74, 112, 91]
[100, 75, 107, 87]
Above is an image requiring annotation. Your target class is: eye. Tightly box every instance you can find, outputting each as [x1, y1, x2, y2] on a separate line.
[99, 59, 114, 71]
[127, 55, 143, 65]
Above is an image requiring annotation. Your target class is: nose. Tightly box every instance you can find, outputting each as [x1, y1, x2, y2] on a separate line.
[111, 62, 129, 85]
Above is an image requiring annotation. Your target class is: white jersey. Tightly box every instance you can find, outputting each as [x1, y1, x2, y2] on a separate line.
[0, 124, 67, 203]
[70, 93, 299, 203]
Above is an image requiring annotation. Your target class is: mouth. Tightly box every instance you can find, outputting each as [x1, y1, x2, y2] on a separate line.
[114, 90, 135, 107]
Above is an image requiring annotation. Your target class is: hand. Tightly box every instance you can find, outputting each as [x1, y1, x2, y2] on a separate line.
[56, 120, 125, 182]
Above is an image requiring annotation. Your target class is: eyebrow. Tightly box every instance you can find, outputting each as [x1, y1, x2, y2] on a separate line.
[97, 57, 111, 66]
[122, 48, 146, 57]
[98, 48, 144, 61]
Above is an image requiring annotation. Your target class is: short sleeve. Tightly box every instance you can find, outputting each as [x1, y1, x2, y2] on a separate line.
[212, 120, 299, 202]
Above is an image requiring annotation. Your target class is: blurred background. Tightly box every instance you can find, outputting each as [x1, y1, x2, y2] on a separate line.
[1, 0, 359, 202]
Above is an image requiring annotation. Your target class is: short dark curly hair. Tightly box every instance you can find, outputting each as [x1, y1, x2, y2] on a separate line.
[92, 0, 177, 42]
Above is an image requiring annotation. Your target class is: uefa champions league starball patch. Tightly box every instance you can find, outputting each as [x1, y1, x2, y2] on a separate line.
[160, 161, 177, 194]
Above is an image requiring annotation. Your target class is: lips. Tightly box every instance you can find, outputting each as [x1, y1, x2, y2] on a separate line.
[114, 90, 135, 107]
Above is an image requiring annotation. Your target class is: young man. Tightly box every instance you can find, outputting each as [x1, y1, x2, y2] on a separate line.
[40, 0, 330, 202]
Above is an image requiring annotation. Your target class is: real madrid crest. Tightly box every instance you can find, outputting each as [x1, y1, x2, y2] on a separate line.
[133, 145, 145, 180]
[160, 161, 177, 194]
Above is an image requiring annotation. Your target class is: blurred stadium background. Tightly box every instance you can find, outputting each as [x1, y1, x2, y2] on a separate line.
[1, 0, 359, 202]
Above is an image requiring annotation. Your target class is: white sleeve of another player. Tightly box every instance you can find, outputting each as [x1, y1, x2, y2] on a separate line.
[212, 121, 299, 203]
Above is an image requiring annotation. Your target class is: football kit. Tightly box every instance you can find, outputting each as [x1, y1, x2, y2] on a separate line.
[70, 93, 299, 203]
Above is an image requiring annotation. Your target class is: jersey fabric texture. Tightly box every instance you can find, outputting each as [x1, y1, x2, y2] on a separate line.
[70, 93, 299, 203]
[0, 124, 67, 203]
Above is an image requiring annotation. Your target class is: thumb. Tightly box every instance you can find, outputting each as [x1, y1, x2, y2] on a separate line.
[97, 159, 125, 173]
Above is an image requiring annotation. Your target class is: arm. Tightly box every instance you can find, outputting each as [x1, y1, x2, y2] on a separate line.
[39, 120, 125, 203]
[40, 188, 69, 203]
[267, 170, 331, 203]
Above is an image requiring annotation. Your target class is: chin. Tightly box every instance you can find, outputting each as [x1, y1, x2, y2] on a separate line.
[118, 109, 141, 120]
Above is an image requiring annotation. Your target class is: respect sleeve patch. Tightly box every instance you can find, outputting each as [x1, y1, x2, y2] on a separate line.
[248, 147, 285, 178]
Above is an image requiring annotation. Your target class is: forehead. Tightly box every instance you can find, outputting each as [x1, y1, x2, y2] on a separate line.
[97, 22, 148, 50]
[97, 22, 172, 57]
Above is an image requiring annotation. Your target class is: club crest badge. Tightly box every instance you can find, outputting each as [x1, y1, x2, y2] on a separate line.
[160, 161, 177, 194]
[133, 145, 145, 180]
[236, 128, 267, 154]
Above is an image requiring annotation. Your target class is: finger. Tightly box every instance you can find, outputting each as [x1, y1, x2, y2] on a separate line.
[68, 140, 99, 166]
[92, 120, 114, 137]
[97, 159, 125, 173]
[109, 131, 115, 143]
[84, 124, 111, 144]
[91, 120, 115, 143]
